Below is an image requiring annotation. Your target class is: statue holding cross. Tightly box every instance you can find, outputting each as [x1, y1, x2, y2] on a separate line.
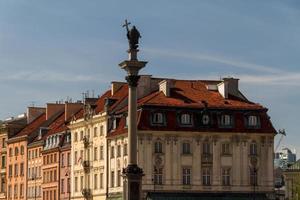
[123, 19, 141, 50]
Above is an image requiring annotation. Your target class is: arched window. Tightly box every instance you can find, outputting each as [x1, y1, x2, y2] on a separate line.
[154, 141, 163, 153]
[15, 147, 19, 156]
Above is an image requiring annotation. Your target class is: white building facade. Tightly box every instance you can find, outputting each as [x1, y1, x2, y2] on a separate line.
[70, 76, 276, 200]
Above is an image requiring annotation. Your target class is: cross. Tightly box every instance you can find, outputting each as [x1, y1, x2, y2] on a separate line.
[122, 19, 131, 32]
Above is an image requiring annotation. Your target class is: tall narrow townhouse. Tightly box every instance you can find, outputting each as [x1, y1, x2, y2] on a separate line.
[0, 113, 28, 200]
[69, 93, 114, 200]
[41, 102, 82, 200]
[7, 113, 46, 200]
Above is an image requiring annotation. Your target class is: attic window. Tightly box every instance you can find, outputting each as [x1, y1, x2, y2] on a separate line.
[151, 112, 166, 126]
[113, 118, 120, 130]
[219, 114, 233, 128]
[179, 113, 193, 127]
[246, 115, 260, 128]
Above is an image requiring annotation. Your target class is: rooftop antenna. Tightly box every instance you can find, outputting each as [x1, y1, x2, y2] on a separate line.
[30, 101, 35, 107]
[92, 90, 95, 98]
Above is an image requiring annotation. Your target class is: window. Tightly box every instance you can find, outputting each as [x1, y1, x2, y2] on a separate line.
[80, 176, 83, 190]
[100, 146, 104, 160]
[61, 154, 65, 167]
[250, 168, 258, 186]
[222, 168, 231, 186]
[203, 142, 211, 154]
[220, 114, 233, 127]
[247, 115, 260, 127]
[117, 145, 121, 157]
[67, 152, 71, 166]
[80, 131, 83, 141]
[154, 167, 163, 185]
[94, 127, 97, 137]
[154, 141, 163, 153]
[117, 170, 121, 187]
[14, 164, 18, 177]
[8, 185, 11, 198]
[2, 138, 5, 148]
[20, 146, 24, 155]
[75, 177, 78, 192]
[74, 151, 78, 165]
[202, 168, 211, 186]
[100, 173, 104, 189]
[74, 132, 78, 142]
[67, 178, 70, 193]
[1, 178, 5, 193]
[15, 147, 19, 157]
[250, 143, 257, 155]
[94, 174, 98, 189]
[8, 165, 12, 177]
[61, 179, 65, 193]
[14, 184, 17, 197]
[9, 148, 12, 157]
[182, 168, 191, 185]
[182, 142, 191, 154]
[180, 113, 192, 125]
[124, 144, 128, 156]
[111, 171, 115, 187]
[111, 146, 115, 158]
[100, 125, 104, 136]
[221, 143, 230, 155]
[94, 147, 98, 161]
[1, 156, 5, 169]
[20, 163, 24, 176]
[202, 114, 210, 125]
[20, 184, 23, 197]
[152, 112, 164, 125]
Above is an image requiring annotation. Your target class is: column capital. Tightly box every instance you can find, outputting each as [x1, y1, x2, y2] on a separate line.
[126, 75, 140, 87]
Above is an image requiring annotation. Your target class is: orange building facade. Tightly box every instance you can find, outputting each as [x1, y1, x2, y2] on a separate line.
[27, 141, 43, 200]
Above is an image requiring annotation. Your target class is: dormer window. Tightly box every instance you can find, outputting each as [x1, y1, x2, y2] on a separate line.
[151, 112, 165, 125]
[246, 115, 260, 128]
[202, 114, 210, 125]
[180, 113, 192, 125]
[113, 118, 120, 130]
[219, 114, 233, 127]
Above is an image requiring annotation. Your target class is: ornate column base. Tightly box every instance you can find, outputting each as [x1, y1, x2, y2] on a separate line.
[123, 164, 144, 200]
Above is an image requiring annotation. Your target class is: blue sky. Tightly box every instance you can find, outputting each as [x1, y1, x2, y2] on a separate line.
[0, 1, 299, 154]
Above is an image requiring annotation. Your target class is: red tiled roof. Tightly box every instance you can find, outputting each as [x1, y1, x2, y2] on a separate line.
[13, 113, 46, 138]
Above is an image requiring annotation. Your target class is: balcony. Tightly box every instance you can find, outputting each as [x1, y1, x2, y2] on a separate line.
[82, 188, 91, 199]
[82, 161, 91, 173]
[201, 154, 213, 164]
[82, 136, 89, 148]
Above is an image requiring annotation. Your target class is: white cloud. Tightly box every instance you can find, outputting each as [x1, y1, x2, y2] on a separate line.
[0, 70, 113, 83]
[144, 47, 284, 74]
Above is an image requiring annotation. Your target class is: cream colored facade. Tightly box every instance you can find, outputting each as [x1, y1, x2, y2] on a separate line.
[71, 120, 274, 199]
[70, 112, 109, 200]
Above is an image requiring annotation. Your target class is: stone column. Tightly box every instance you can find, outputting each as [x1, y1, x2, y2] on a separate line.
[119, 49, 147, 200]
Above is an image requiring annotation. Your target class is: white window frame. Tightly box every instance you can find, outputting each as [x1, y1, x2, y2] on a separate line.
[154, 141, 163, 153]
[222, 168, 231, 186]
[182, 168, 191, 185]
[154, 167, 163, 185]
[202, 167, 211, 186]
[152, 113, 164, 124]
[180, 113, 192, 125]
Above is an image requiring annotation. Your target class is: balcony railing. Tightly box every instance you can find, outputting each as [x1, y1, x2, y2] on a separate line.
[82, 188, 91, 199]
[82, 161, 91, 173]
[201, 154, 213, 164]
[83, 136, 89, 148]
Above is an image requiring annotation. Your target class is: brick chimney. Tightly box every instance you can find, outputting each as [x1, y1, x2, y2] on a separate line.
[27, 107, 46, 124]
[46, 103, 64, 120]
[65, 102, 82, 121]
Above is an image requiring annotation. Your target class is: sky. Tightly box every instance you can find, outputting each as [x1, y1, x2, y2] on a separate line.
[0, 0, 299, 155]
